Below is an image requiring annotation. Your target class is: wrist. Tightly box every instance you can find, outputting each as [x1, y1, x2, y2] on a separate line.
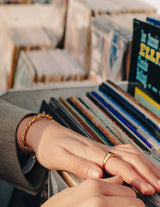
[17, 113, 54, 154]
[17, 116, 35, 153]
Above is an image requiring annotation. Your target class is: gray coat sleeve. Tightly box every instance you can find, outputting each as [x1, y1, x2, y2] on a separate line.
[0, 99, 47, 195]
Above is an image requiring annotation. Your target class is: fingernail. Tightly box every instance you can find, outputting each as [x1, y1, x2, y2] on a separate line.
[88, 168, 102, 178]
[146, 183, 155, 193]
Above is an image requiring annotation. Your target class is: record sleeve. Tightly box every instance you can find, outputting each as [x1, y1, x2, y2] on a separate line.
[129, 18, 160, 104]
[99, 80, 160, 142]
[49, 97, 91, 136]
[134, 86, 160, 118]
[68, 96, 120, 145]
[67, 96, 113, 146]
[39, 100, 70, 128]
[96, 89, 159, 150]
[86, 91, 150, 152]
[59, 97, 107, 144]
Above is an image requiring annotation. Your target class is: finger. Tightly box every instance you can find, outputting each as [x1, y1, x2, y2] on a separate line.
[100, 196, 145, 207]
[58, 135, 107, 167]
[53, 150, 103, 179]
[104, 156, 156, 195]
[118, 145, 160, 178]
[101, 175, 123, 185]
[99, 180, 136, 198]
[111, 144, 160, 178]
[109, 150, 160, 193]
[82, 196, 145, 207]
[141, 154, 160, 178]
[80, 178, 136, 198]
[122, 152, 160, 192]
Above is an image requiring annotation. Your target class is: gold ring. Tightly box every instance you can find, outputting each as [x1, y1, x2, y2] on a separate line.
[102, 152, 117, 168]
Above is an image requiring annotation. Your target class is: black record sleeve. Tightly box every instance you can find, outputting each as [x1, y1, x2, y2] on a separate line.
[129, 18, 160, 103]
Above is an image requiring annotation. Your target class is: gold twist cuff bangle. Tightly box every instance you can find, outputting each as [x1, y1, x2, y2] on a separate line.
[22, 113, 54, 147]
[102, 152, 117, 168]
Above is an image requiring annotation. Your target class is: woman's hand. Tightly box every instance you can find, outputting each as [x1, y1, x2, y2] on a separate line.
[103, 143, 160, 195]
[17, 117, 160, 195]
[42, 176, 145, 207]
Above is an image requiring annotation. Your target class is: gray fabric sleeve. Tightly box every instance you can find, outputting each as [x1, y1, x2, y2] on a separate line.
[0, 99, 47, 195]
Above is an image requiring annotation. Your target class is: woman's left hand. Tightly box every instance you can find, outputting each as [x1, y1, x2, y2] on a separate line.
[18, 117, 160, 195]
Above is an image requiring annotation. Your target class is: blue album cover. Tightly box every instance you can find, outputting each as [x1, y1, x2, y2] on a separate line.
[96, 89, 160, 150]
[90, 91, 152, 152]
[146, 16, 160, 27]
[87, 91, 150, 152]
[100, 81, 160, 142]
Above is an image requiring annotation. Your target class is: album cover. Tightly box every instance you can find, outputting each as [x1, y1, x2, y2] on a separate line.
[69, 96, 121, 146]
[67, 96, 115, 146]
[134, 86, 160, 118]
[96, 89, 159, 151]
[146, 16, 160, 27]
[89, 16, 128, 83]
[65, 0, 91, 75]
[13, 51, 36, 89]
[49, 97, 90, 136]
[50, 97, 94, 138]
[39, 100, 71, 128]
[129, 18, 160, 104]
[99, 80, 160, 142]
[79, 95, 128, 145]
[58, 97, 97, 140]
[48, 170, 68, 198]
[59, 97, 107, 144]
[88, 91, 151, 152]
[78, 95, 129, 146]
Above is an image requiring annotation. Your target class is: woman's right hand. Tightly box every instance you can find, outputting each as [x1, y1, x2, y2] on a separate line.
[42, 176, 145, 207]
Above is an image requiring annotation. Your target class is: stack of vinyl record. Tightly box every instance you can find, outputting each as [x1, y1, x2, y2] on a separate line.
[65, 0, 156, 78]
[40, 80, 160, 207]
[0, 1, 67, 91]
[13, 49, 85, 89]
[89, 13, 151, 83]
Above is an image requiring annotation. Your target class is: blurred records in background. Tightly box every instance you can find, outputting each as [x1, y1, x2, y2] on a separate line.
[14, 49, 85, 89]
[0, 0, 160, 95]
[65, 0, 156, 79]
[0, 1, 68, 92]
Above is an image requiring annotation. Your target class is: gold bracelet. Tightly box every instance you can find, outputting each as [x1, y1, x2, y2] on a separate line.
[22, 113, 54, 147]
